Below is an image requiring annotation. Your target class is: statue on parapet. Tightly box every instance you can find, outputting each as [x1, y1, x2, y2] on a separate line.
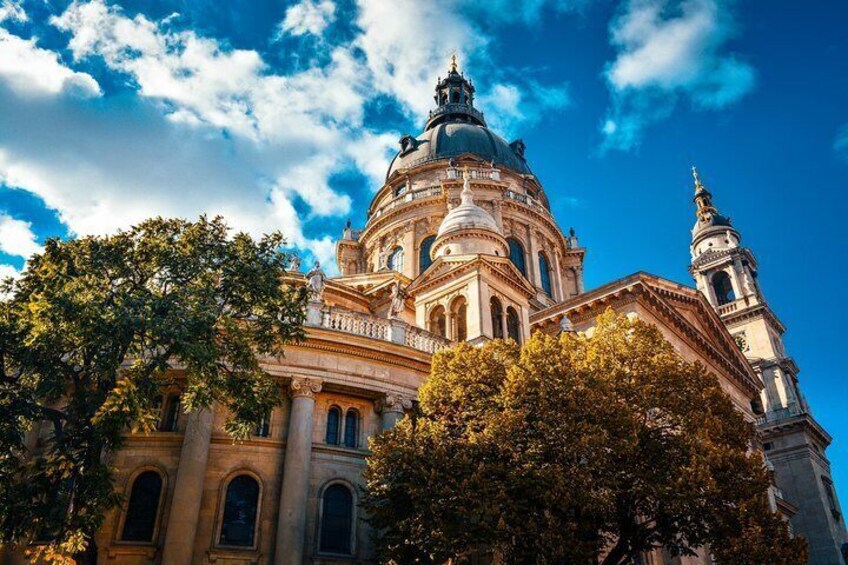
[307, 262, 326, 300]
[289, 255, 301, 272]
[388, 280, 406, 319]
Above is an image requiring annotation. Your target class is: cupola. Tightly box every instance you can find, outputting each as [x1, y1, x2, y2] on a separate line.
[431, 169, 508, 259]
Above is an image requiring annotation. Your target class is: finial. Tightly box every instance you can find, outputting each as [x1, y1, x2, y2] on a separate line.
[692, 165, 703, 190]
[450, 52, 458, 73]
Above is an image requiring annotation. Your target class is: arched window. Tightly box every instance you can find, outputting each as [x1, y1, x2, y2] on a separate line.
[320, 484, 353, 555]
[419, 236, 436, 274]
[429, 305, 446, 337]
[451, 297, 467, 342]
[490, 297, 504, 339]
[219, 475, 260, 547]
[387, 246, 404, 273]
[712, 271, 735, 305]
[508, 239, 526, 277]
[538, 253, 553, 296]
[326, 406, 341, 445]
[506, 306, 521, 344]
[344, 409, 359, 448]
[121, 471, 163, 542]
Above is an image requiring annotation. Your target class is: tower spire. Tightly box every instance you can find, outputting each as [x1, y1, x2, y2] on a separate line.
[450, 52, 458, 73]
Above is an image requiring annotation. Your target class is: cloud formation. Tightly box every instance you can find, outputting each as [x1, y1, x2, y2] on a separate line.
[278, 0, 336, 38]
[601, 0, 755, 151]
[0, 0, 581, 274]
[0, 211, 41, 258]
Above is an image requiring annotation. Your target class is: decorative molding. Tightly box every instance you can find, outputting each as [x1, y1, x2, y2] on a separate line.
[376, 393, 413, 415]
[289, 377, 323, 399]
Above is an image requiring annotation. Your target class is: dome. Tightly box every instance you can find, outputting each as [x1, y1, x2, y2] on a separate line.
[387, 122, 531, 179]
[436, 173, 502, 239]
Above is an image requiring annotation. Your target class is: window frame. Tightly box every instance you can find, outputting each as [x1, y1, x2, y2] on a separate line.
[115, 467, 167, 546]
[326, 405, 342, 445]
[387, 246, 404, 274]
[418, 235, 436, 274]
[506, 306, 522, 344]
[507, 238, 527, 277]
[214, 471, 263, 551]
[490, 297, 504, 339]
[343, 409, 360, 449]
[316, 480, 357, 557]
[538, 252, 553, 297]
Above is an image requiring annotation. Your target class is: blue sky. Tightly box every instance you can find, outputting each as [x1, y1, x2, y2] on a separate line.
[1, 0, 846, 502]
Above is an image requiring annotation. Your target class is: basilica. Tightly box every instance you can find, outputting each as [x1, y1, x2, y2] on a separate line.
[5, 60, 846, 565]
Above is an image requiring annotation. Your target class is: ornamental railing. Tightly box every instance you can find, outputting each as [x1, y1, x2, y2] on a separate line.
[445, 167, 501, 181]
[321, 308, 390, 341]
[405, 325, 452, 354]
[370, 186, 443, 219]
[311, 305, 452, 354]
[503, 190, 550, 215]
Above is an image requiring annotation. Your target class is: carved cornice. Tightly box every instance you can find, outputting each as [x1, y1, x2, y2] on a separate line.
[290, 377, 323, 399]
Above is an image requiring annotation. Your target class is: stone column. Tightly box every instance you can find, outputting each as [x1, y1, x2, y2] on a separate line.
[161, 406, 214, 565]
[275, 378, 322, 565]
[377, 393, 412, 431]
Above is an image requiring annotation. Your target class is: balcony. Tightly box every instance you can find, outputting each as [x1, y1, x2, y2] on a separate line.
[309, 305, 452, 355]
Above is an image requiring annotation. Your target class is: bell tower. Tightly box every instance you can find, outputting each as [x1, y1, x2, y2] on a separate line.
[688, 168, 848, 564]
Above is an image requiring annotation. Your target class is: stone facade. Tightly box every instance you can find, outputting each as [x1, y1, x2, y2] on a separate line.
[3, 63, 843, 565]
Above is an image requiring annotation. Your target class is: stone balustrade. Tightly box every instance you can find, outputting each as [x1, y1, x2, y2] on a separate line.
[371, 186, 443, 218]
[404, 324, 452, 354]
[504, 189, 550, 215]
[716, 301, 738, 315]
[445, 166, 501, 181]
[321, 307, 390, 341]
[310, 304, 451, 354]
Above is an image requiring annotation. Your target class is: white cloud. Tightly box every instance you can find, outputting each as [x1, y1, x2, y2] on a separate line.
[277, 0, 336, 38]
[834, 124, 848, 162]
[354, 0, 486, 116]
[0, 0, 26, 24]
[0, 211, 41, 258]
[0, 29, 100, 97]
[0, 0, 573, 274]
[480, 81, 570, 138]
[601, 0, 755, 151]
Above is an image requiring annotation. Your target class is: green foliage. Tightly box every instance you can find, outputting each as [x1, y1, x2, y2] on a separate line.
[0, 216, 308, 563]
[363, 310, 806, 565]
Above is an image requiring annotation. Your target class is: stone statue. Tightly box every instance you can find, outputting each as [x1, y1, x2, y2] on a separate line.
[559, 315, 575, 333]
[289, 256, 301, 272]
[388, 280, 406, 319]
[306, 262, 326, 300]
[378, 247, 387, 270]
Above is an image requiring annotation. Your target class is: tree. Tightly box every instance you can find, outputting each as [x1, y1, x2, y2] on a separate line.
[0, 216, 308, 564]
[363, 310, 806, 565]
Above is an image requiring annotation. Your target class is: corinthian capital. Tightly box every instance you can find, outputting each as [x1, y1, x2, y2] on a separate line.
[290, 377, 323, 399]
[376, 392, 413, 414]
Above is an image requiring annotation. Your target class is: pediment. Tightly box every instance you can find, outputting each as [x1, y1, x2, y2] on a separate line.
[406, 254, 535, 298]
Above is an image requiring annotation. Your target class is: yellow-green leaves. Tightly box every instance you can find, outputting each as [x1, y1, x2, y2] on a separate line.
[364, 309, 804, 565]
